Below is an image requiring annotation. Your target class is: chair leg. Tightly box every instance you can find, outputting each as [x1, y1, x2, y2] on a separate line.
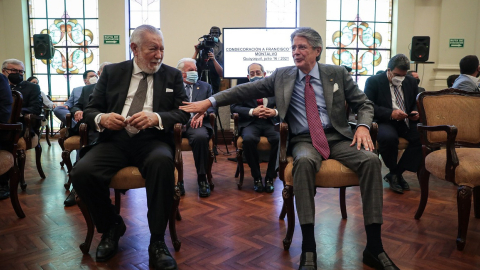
[414, 166, 430, 220]
[35, 143, 46, 179]
[45, 125, 51, 147]
[17, 149, 27, 191]
[237, 149, 244, 190]
[282, 185, 295, 251]
[176, 206, 182, 221]
[473, 186, 480, 219]
[339, 187, 347, 219]
[279, 201, 287, 220]
[114, 190, 121, 214]
[207, 149, 215, 191]
[58, 138, 65, 168]
[234, 160, 240, 178]
[457, 186, 472, 251]
[9, 166, 25, 218]
[170, 186, 182, 251]
[77, 195, 94, 254]
[62, 150, 73, 173]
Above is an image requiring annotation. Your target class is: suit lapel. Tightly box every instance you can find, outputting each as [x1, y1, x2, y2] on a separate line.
[192, 82, 200, 101]
[115, 61, 134, 113]
[281, 67, 297, 118]
[379, 74, 393, 108]
[319, 63, 334, 117]
[152, 65, 167, 111]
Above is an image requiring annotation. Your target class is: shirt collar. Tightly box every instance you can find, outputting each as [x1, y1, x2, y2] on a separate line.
[298, 63, 320, 81]
[465, 74, 479, 83]
[132, 59, 143, 75]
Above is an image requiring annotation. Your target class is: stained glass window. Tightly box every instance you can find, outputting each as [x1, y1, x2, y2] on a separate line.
[326, 0, 392, 90]
[266, 0, 298, 27]
[128, 0, 160, 58]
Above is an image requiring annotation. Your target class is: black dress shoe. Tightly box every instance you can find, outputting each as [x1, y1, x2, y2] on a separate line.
[198, 180, 211, 198]
[397, 175, 410, 191]
[253, 177, 264, 193]
[178, 181, 185, 196]
[96, 217, 126, 262]
[0, 185, 10, 200]
[298, 251, 317, 270]
[64, 189, 77, 207]
[363, 248, 399, 270]
[383, 174, 403, 194]
[149, 241, 178, 270]
[264, 177, 274, 193]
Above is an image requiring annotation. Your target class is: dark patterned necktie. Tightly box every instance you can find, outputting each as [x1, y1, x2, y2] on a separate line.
[257, 99, 263, 106]
[304, 75, 330, 159]
[393, 85, 409, 127]
[186, 84, 192, 102]
[127, 72, 148, 117]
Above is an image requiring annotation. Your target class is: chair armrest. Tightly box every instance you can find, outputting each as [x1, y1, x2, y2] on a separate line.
[66, 113, 73, 128]
[278, 122, 289, 181]
[0, 123, 22, 153]
[174, 123, 183, 170]
[232, 113, 239, 149]
[79, 123, 89, 148]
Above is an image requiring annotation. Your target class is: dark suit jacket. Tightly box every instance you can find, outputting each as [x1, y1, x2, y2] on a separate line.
[188, 80, 215, 130]
[364, 72, 419, 123]
[0, 74, 12, 123]
[11, 81, 42, 116]
[230, 96, 279, 131]
[71, 84, 95, 114]
[84, 60, 190, 146]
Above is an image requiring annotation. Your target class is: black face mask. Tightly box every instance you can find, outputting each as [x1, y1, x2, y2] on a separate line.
[8, 73, 23, 85]
[416, 79, 421, 85]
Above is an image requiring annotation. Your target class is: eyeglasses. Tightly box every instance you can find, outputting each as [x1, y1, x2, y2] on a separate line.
[291, 45, 311, 51]
[3, 68, 25, 75]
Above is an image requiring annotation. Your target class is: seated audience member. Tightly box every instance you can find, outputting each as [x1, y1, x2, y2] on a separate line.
[53, 70, 98, 126]
[447, 74, 459, 88]
[365, 54, 422, 194]
[406, 70, 425, 92]
[176, 58, 215, 198]
[452, 55, 480, 92]
[70, 25, 189, 268]
[181, 27, 399, 270]
[27, 76, 56, 109]
[0, 73, 12, 124]
[230, 63, 279, 193]
[63, 62, 112, 207]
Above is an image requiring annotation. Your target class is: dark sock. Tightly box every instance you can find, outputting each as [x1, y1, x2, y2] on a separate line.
[365, 223, 384, 256]
[300, 224, 316, 253]
[198, 174, 207, 183]
[150, 233, 164, 244]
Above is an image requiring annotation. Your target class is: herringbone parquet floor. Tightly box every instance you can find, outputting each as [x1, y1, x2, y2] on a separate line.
[1, 139, 480, 269]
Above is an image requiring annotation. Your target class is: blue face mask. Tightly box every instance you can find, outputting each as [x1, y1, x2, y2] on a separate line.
[213, 37, 219, 43]
[185, 71, 198, 84]
[249, 76, 263, 82]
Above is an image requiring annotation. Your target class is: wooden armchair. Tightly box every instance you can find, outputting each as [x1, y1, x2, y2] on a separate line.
[414, 89, 480, 250]
[178, 113, 216, 192]
[39, 105, 52, 147]
[77, 123, 184, 254]
[232, 113, 273, 189]
[278, 121, 378, 250]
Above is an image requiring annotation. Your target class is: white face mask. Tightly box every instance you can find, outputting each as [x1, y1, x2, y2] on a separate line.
[389, 70, 405, 87]
[88, 76, 98, 84]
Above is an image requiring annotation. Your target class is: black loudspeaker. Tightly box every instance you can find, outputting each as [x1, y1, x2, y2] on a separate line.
[33, 34, 55, 60]
[410, 36, 430, 62]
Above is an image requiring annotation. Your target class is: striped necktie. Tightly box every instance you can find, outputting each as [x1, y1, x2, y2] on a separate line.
[393, 85, 409, 127]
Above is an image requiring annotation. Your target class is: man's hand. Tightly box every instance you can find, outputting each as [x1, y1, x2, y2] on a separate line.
[100, 113, 126, 130]
[190, 113, 205, 128]
[194, 43, 200, 53]
[252, 105, 264, 117]
[208, 52, 216, 61]
[127, 111, 159, 130]
[61, 105, 69, 109]
[408, 110, 420, 121]
[350, 126, 374, 151]
[263, 108, 277, 118]
[391, 109, 408, 121]
[180, 100, 212, 115]
[74, 110, 83, 122]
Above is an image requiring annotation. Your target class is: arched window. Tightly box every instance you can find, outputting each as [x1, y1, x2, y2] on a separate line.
[266, 0, 298, 28]
[128, 0, 161, 58]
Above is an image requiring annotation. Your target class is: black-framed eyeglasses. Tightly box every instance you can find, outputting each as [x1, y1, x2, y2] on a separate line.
[3, 68, 25, 75]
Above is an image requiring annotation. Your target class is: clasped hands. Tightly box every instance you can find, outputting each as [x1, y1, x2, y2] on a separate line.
[100, 112, 158, 131]
[252, 105, 276, 119]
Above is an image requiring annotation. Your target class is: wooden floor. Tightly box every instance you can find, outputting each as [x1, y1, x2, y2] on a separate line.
[1, 138, 480, 270]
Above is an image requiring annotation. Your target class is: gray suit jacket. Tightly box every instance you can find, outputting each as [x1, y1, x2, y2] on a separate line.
[214, 63, 374, 141]
[452, 74, 479, 92]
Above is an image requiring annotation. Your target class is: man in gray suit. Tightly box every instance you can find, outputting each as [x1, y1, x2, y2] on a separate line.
[452, 55, 480, 92]
[180, 27, 398, 270]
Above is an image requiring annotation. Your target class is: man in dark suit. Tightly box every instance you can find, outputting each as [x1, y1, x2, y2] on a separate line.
[181, 27, 398, 270]
[70, 25, 189, 269]
[365, 54, 422, 195]
[452, 55, 480, 92]
[0, 59, 42, 200]
[176, 57, 215, 197]
[0, 74, 12, 124]
[230, 63, 279, 193]
[63, 62, 112, 207]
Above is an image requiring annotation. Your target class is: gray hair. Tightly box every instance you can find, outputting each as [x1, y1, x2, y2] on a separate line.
[130, 25, 163, 48]
[176, 58, 196, 71]
[2, 59, 25, 70]
[98, 62, 112, 74]
[290, 27, 323, 61]
[388, 54, 410, 71]
[247, 63, 265, 74]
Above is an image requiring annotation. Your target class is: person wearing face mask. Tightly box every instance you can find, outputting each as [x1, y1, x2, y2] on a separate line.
[452, 55, 480, 92]
[53, 69, 97, 127]
[176, 58, 215, 198]
[406, 70, 425, 92]
[27, 76, 56, 109]
[230, 63, 279, 193]
[365, 54, 422, 195]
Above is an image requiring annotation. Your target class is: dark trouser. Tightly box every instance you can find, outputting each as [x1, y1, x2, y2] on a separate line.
[377, 120, 422, 174]
[70, 130, 175, 235]
[241, 119, 279, 179]
[184, 124, 211, 175]
[290, 132, 383, 226]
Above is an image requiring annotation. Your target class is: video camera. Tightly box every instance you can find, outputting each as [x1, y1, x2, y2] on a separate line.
[198, 34, 218, 61]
